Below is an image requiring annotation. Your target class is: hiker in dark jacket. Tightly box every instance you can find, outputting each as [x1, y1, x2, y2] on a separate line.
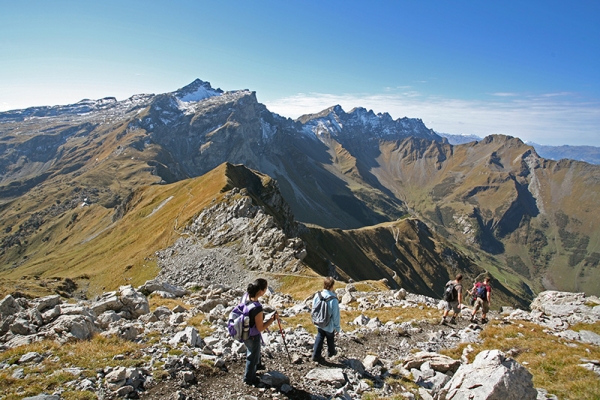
[311, 276, 341, 362]
[440, 274, 463, 324]
[470, 277, 491, 323]
[242, 278, 277, 386]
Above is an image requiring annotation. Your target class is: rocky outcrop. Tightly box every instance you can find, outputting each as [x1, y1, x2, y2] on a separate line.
[506, 290, 600, 345]
[436, 350, 538, 400]
[156, 181, 309, 288]
[0, 285, 154, 349]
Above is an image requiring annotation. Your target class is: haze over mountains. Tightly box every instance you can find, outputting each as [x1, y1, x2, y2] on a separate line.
[1, 79, 599, 306]
[439, 132, 600, 165]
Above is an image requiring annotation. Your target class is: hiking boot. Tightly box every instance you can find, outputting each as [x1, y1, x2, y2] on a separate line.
[450, 317, 457, 324]
[311, 355, 325, 364]
[244, 377, 261, 387]
[481, 318, 488, 324]
[257, 363, 266, 371]
[439, 317, 446, 325]
[470, 316, 476, 323]
[328, 350, 338, 358]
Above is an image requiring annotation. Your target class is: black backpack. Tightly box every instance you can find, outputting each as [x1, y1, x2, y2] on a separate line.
[443, 281, 457, 302]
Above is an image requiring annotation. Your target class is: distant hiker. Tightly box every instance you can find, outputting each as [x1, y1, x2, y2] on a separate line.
[470, 277, 491, 323]
[440, 274, 463, 324]
[311, 277, 341, 363]
[241, 278, 278, 386]
[468, 280, 479, 306]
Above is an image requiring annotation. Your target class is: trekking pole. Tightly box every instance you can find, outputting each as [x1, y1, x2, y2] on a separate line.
[275, 313, 292, 362]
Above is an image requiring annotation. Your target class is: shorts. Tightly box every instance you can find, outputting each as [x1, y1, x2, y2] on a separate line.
[473, 298, 489, 314]
[445, 300, 460, 315]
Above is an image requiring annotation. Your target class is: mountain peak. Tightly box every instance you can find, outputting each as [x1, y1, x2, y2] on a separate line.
[173, 79, 223, 102]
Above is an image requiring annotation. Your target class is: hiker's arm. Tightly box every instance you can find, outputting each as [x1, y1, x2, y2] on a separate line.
[332, 300, 341, 333]
[254, 310, 277, 332]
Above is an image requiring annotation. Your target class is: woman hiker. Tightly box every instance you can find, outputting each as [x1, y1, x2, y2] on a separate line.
[242, 278, 278, 386]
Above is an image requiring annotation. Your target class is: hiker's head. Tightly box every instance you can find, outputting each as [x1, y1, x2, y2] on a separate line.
[323, 277, 335, 290]
[483, 277, 490, 284]
[455, 274, 463, 282]
[247, 278, 268, 298]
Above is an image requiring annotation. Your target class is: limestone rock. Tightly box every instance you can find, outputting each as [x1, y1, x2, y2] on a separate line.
[404, 351, 461, 374]
[436, 350, 537, 400]
[306, 367, 346, 388]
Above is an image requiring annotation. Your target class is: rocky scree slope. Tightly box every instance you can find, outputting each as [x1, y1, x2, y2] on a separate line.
[1, 278, 600, 399]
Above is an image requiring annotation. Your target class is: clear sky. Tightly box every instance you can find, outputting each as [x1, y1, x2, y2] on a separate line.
[1, 1, 599, 146]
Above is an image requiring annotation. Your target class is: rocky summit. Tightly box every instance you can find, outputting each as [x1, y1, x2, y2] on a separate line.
[1, 278, 599, 399]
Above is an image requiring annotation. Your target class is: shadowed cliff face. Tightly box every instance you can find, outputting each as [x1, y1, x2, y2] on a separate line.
[0, 81, 599, 298]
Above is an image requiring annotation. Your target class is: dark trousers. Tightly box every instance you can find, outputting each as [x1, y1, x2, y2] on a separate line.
[312, 328, 336, 359]
[243, 335, 261, 383]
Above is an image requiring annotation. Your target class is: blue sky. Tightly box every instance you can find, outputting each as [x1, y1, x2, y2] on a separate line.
[1, 1, 599, 146]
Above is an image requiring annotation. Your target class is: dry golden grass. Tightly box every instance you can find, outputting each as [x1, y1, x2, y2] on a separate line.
[441, 320, 600, 400]
[352, 280, 389, 292]
[147, 295, 188, 311]
[0, 335, 145, 399]
[187, 314, 216, 337]
[3, 164, 230, 298]
[283, 303, 439, 335]
[276, 274, 341, 301]
[571, 321, 600, 335]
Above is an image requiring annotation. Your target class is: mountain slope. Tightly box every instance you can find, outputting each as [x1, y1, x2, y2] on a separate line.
[1, 79, 599, 299]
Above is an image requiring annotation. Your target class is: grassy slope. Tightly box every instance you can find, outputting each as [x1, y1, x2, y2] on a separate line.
[371, 136, 600, 296]
[1, 164, 229, 298]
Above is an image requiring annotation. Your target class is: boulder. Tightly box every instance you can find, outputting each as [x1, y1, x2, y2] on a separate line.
[18, 351, 44, 364]
[404, 351, 461, 374]
[0, 295, 22, 318]
[170, 326, 202, 347]
[436, 350, 537, 400]
[341, 292, 355, 305]
[91, 293, 122, 315]
[306, 367, 346, 388]
[118, 285, 150, 318]
[35, 295, 62, 313]
[140, 279, 189, 297]
[46, 314, 98, 340]
[97, 310, 121, 329]
[261, 370, 290, 387]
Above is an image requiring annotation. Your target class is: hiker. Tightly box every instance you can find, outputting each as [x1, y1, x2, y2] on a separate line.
[470, 277, 491, 323]
[242, 278, 278, 386]
[468, 280, 479, 307]
[311, 276, 341, 362]
[440, 274, 463, 324]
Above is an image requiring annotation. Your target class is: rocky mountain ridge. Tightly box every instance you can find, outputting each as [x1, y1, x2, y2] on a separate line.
[438, 132, 600, 165]
[1, 79, 599, 302]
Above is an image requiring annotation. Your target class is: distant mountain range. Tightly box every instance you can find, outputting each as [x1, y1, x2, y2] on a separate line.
[1, 79, 599, 306]
[438, 132, 600, 165]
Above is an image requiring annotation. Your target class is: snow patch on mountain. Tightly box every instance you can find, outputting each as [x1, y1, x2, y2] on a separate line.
[178, 85, 221, 102]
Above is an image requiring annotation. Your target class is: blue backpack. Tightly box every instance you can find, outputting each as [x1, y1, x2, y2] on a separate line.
[227, 300, 261, 342]
[476, 284, 487, 300]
